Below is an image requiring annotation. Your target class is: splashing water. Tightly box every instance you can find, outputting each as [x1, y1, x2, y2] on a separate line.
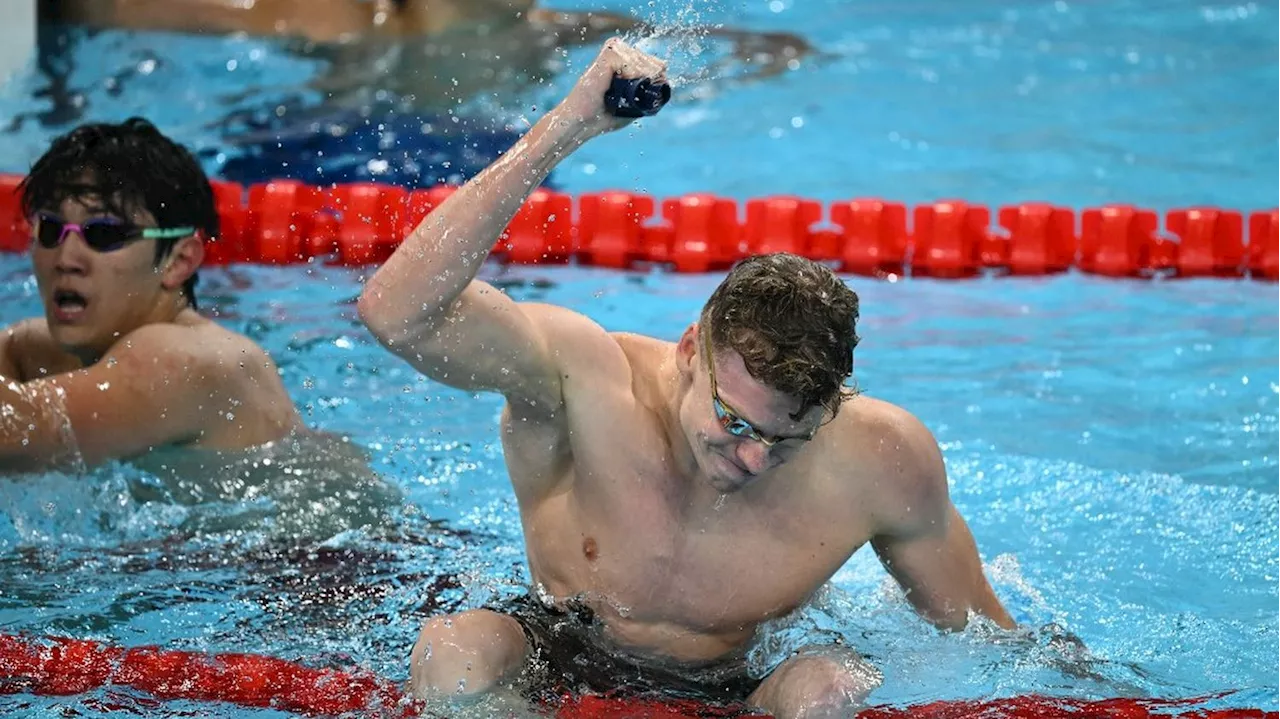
[623, 1, 727, 88]
[1, 380, 86, 475]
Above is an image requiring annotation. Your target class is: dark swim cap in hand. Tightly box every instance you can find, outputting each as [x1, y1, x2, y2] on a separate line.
[603, 76, 671, 118]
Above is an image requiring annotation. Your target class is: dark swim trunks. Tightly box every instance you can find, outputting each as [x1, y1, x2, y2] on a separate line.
[488, 593, 764, 711]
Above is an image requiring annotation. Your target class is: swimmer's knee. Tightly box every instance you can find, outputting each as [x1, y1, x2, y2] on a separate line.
[749, 645, 883, 719]
[409, 609, 529, 698]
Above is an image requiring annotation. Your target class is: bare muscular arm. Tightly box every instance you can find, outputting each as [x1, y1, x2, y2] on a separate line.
[1, 324, 224, 475]
[357, 41, 665, 416]
[867, 408, 1016, 631]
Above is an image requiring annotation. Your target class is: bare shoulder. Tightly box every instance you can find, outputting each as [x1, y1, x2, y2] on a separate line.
[3, 318, 79, 379]
[521, 302, 635, 381]
[107, 315, 282, 387]
[833, 395, 951, 534]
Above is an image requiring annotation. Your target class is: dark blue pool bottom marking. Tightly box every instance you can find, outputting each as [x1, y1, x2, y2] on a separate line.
[205, 110, 557, 191]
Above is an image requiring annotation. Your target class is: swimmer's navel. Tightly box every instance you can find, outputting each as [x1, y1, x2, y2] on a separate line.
[583, 536, 599, 562]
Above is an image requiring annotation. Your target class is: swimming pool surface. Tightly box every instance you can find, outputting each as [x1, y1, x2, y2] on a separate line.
[0, 0, 1277, 716]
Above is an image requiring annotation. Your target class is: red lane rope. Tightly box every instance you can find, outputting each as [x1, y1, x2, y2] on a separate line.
[0, 634, 410, 717]
[1, 634, 1274, 718]
[1, 175, 1276, 280]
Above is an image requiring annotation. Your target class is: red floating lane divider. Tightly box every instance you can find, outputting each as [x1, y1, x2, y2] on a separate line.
[0, 634, 412, 717]
[1, 634, 1276, 719]
[0, 174, 30, 254]
[207, 180, 248, 266]
[246, 179, 312, 265]
[334, 182, 409, 265]
[996, 202, 1077, 276]
[578, 190, 656, 269]
[744, 195, 823, 258]
[498, 188, 574, 265]
[1079, 204, 1160, 277]
[400, 185, 457, 241]
[1165, 207, 1245, 278]
[654, 193, 743, 272]
[830, 198, 909, 277]
[913, 200, 990, 278]
[0, 174, 1275, 281]
[1248, 209, 1278, 280]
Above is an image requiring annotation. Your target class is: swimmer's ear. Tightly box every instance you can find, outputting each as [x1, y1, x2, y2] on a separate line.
[675, 323, 699, 376]
[158, 233, 204, 293]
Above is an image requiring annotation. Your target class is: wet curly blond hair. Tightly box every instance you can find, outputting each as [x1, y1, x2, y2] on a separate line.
[700, 253, 860, 420]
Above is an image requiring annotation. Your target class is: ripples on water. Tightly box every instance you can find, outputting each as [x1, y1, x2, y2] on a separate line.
[0, 0, 1276, 714]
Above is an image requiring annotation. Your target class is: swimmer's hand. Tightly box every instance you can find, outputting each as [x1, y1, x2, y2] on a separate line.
[553, 37, 667, 136]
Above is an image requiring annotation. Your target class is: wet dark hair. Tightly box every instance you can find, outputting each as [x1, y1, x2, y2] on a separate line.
[700, 253, 861, 420]
[18, 117, 218, 310]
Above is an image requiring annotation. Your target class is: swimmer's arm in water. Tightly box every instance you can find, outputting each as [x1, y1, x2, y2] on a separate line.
[359, 40, 663, 414]
[0, 324, 221, 475]
[867, 408, 1017, 632]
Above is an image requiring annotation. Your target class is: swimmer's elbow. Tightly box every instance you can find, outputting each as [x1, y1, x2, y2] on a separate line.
[357, 288, 431, 351]
[357, 290, 394, 344]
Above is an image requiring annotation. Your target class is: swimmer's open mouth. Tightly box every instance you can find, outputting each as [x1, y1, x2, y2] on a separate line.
[51, 288, 89, 321]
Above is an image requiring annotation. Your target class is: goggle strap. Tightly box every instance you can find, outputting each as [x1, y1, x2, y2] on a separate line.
[141, 227, 197, 239]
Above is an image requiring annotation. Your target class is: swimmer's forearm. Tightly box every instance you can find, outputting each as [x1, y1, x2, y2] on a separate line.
[360, 110, 593, 341]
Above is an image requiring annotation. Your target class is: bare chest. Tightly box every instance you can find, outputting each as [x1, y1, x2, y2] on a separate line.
[522, 440, 867, 636]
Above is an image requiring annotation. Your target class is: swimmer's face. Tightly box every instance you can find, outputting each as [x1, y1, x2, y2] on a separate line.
[31, 192, 193, 363]
[679, 326, 822, 493]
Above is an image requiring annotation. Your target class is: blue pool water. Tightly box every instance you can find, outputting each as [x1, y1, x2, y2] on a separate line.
[1, 0, 1278, 716]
